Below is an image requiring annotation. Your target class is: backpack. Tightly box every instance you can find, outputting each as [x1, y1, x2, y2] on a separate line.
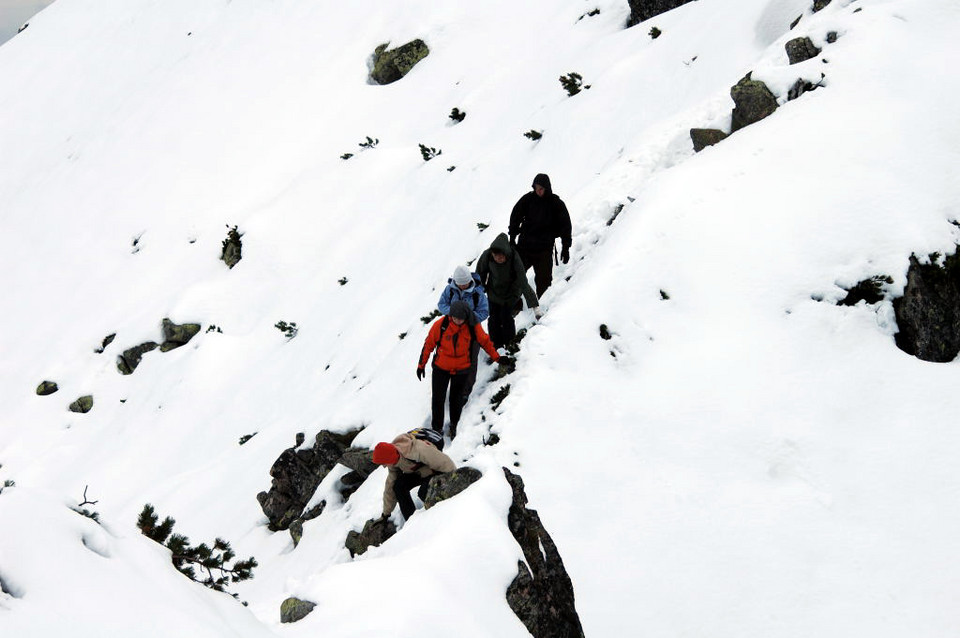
[436, 316, 478, 353]
[408, 427, 444, 451]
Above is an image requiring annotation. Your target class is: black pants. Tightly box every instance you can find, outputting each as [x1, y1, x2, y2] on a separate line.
[518, 245, 554, 298]
[393, 472, 431, 519]
[431, 365, 469, 432]
[488, 301, 516, 349]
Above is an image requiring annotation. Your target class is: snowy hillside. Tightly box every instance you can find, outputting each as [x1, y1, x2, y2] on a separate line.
[2, 0, 959, 636]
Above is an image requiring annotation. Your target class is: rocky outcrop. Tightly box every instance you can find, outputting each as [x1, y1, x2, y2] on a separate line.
[36, 380, 59, 396]
[626, 0, 697, 27]
[68, 395, 94, 413]
[337, 447, 377, 499]
[159, 318, 201, 352]
[280, 597, 316, 623]
[256, 429, 361, 531]
[221, 226, 242, 269]
[813, 0, 832, 12]
[785, 37, 821, 64]
[838, 275, 892, 307]
[370, 40, 429, 85]
[894, 251, 960, 362]
[345, 516, 397, 557]
[690, 128, 728, 152]
[503, 468, 584, 638]
[730, 74, 779, 133]
[117, 342, 158, 375]
[423, 467, 483, 509]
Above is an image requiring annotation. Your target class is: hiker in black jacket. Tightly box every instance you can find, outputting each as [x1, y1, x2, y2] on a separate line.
[508, 173, 572, 297]
[476, 233, 540, 349]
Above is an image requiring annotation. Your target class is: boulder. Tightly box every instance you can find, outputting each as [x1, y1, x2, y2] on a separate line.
[160, 318, 201, 351]
[813, 0, 831, 12]
[337, 447, 377, 499]
[730, 74, 779, 133]
[117, 342, 158, 375]
[423, 467, 483, 509]
[370, 40, 429, 85]
[36, 380, 59, 396]
[221, 226, 242, 269]
[256, 429, 361, 531]
[289, 519, 304, 547]
[345, 516, 397, 557]
[94, 333, 116, 353]
[626, 0, 697, 27]
[785, 37, 821, 64]
[690, 128, 728, 152]
[280, 597, 316, 623]
[503, 468, 584, 638]
[894, 251, 960, 362]
[68, 395, 94, 413]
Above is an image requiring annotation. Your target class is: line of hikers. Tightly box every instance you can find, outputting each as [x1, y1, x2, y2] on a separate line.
[371, 173, 573, 521]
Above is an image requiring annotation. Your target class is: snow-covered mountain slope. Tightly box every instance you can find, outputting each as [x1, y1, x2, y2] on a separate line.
[1, 0, 959, 636]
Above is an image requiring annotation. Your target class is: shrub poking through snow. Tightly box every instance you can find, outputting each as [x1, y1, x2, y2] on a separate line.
[491, 384, 511, 410]
[340, 153, 354, 160]
[525, 130, 543, 141]
[599, 325, 612, 340]
[221, 225, 243, 269]
[838, 275, 892, 306]
[137, 504, 257, 597]
[559, 72, 586, 96]
[649, 26, 662, 38]
[477, 222, 489, 231]
[275, 321, 298, 340]
[419, 144, 442, 161]
[358, 136, 379, 149]
[421, 309, 441, 324]
[339, 277, 349, 286]
[239, 433, 257, 445]
[449, 108, 466, 122]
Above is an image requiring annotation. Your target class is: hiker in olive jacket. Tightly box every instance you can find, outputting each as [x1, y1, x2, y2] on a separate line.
[373, 431, 456, 520]
[508, 173, 572, 297]
[476, 233, 540, 349]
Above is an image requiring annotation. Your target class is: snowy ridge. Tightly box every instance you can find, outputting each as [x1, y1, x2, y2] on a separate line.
[1, 0, 959, 636]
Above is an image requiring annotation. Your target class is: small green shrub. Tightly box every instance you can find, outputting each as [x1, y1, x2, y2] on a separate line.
[275, 321, 298, 340]
[599, 324, 612, 340]
[490, 385, 511, 410]
[524, 130, 543, 141]
[419, 144, 442, 161]
[449, 108, 466, 123]
[477, 222, 489, 231]
[239, 433, 257, 445]
[340, 153, 354, 160]
[339, 277, 349, 286]
[559, 72, 585, 96]
[420, 309, 441, 324]
[649, 26, 662, 39]
[358, 136, 379, 149]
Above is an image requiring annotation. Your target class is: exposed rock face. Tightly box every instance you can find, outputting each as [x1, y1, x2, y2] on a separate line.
[36, 380, 59, 396]
[813, 0, 832, 12]
[159, 318, 201, 352]
[117, 342, 158, 375]
[730, 74, 779, 133]
[221, 226, 242, 269]
[68, 395, 94, 413]
[337, 447, 377, 499]
[257, 429, 361, 531]
[370, 40, 429, 85]
[345, 516, 397, 557]
[503, 468, 584, 638]
[894, 252, 960, 362]
[690, 128, 728, 152]
[785, 37, 821, 64]
[280, 597, 316, 623]
[94, 333, 116, 353]
[423, 467, 482, 509]
[626, 0, 697, 27]
[787, 78, 818, 101]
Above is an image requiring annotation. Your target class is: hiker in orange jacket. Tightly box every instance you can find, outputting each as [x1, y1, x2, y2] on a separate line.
[417, 300, 501, 437]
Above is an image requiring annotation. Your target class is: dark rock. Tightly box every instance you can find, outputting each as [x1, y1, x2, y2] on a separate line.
[94, 333, 116, 354]
[36, 380, 59, 396]
[626, 0, 697, 27]
[256, 429, 361, 531]
[423, 467, 483, 509]
[894, 251, 960, 362]
[826, 31, 838, 43]
[370, 40, 430, 85]
[787, 78, 818, 101]
[730, 74, 779, 133]
[159, 318, 201, 352]
[221, 226, 242, 269]
[790, 14, 803, 29]
[289, 519, 304, 547]
[117, 341, 158, 375]
[337, 447, 377, 499]
[280, 597, 316, 623]
[690, 128, 728, 152]
[503, 468, 584, 638]
[813, 0, 831, 12]
[785, 37, 821, 64]
[68, 395, 94, 413]
[838, 275, 893, 306]
[345, 516, 397, 557]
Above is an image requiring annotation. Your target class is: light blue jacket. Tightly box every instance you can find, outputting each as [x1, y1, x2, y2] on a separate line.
[437, 274, 490, 322]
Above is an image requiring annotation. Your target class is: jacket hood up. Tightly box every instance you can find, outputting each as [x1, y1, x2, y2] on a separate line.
[532, 173, 553, 196]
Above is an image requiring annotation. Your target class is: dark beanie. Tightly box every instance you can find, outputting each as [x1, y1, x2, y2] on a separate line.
[372, 442, 400, 465]
[449, 300, 472, 321]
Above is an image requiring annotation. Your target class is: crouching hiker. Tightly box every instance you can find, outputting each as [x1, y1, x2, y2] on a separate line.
[417, 300, 501, 438]
[437, 264, 490, 403]
[476, 233, 540, 349]
[373, 429, 455, 520]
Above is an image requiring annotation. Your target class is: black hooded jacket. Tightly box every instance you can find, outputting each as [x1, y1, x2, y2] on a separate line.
[508, 174, 572, 253]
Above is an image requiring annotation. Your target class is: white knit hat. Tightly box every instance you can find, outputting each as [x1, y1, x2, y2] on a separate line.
[453, 265, 473, 286]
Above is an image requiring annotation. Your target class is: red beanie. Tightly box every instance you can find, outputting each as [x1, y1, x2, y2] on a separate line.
[372, 442, 400, 465]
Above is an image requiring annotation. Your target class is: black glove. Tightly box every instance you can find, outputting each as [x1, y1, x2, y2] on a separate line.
[498, 355, 515, 367]
[561, 246, 570, 264]
[416, 367, 425, 381]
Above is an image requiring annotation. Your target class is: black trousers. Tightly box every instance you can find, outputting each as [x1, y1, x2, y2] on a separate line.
[517, 245, 554, 298]
[393, 472, 431, 519]
[488, 301, 516, 349]
[431, 366, 469, 432]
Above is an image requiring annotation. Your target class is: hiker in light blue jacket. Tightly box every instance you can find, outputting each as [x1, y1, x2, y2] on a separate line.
[436, 265, 490, 405]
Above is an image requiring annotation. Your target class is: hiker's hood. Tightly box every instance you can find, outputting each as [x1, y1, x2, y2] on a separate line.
[491, 232, 513, 256]
[532, 173, 553, 196]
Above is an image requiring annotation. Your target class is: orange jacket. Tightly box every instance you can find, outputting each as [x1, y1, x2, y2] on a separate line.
[419, 318, 500, 373]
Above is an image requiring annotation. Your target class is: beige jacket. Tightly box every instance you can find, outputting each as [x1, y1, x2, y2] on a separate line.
[382, 433, 456, 516]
